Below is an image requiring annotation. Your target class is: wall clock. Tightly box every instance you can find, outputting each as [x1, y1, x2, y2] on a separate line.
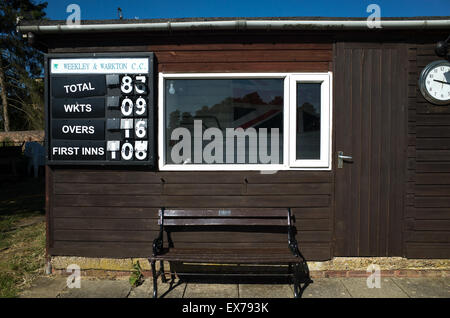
[419, 60, 450, 105]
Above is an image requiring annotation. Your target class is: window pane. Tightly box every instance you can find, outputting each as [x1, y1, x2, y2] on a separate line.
[165, 79, 283, 165]
[296, 83, 321, 160]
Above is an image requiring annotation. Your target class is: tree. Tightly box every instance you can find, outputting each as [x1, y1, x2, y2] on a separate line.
[0, 0, 47, 131]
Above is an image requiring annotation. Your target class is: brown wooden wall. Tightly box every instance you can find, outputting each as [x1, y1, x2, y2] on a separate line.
[47, 39, 334, 261]
[44, 32, 450, 261]
[405, 43, 450, 258]
[48, 170, 333, 260]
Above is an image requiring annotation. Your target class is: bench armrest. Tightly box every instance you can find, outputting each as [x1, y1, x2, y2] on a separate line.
[153, 207, 165, 256]
[288, 227, 301, 258]
[152, 237, 163, 256]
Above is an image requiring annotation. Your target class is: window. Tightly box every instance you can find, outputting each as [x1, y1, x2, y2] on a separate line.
[158, 73, 332, 170]
[289, 74, 332, 168]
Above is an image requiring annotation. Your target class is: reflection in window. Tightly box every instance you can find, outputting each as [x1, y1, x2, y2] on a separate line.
[296, 83, 321, 160]
[165, 79, 284, 164]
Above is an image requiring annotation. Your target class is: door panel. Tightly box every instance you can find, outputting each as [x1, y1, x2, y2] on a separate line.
[334, 43, 407, 257]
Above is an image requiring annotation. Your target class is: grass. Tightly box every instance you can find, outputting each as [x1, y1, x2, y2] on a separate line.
[0, 178, 46, 298]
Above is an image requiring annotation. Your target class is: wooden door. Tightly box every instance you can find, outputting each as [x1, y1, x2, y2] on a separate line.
[333, 43, 407, 257]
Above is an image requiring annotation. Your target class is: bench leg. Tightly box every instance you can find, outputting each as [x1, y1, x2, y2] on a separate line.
[292, 264, 300, 299]
[169, 261, 176, 283]
[150, 260, 158, 298]
[160, 260, 167, 283]
[292, 262, 313, 298]
[293, 282, 300, 298]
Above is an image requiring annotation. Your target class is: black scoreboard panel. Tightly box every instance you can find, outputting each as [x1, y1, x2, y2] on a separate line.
[45, 53, 155, 165]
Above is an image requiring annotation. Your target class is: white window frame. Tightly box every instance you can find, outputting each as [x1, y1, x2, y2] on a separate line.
[289, 73, 332, 169]
[158, 72, 332, 171]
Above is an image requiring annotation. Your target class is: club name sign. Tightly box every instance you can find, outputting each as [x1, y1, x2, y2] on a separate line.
[46, 53, 154, 165]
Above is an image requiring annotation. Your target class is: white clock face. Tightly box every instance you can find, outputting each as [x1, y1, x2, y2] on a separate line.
[422, 61, 450, 104]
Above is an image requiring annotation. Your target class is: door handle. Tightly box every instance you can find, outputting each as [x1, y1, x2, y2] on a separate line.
[337, 151, 353, 168]
[338, 154, 353, 160]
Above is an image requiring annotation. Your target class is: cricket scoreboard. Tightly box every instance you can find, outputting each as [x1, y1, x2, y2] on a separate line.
[45, 53, 154, 165]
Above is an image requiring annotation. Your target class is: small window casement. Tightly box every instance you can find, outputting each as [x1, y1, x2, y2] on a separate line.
[158, 72, 332, 171]
[289, 73, 332, 168]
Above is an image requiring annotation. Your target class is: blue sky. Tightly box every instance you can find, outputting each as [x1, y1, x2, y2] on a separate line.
[42, 0, 450, 20]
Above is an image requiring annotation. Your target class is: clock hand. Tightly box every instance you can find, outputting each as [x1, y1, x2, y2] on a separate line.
[433, 79, 450, 85]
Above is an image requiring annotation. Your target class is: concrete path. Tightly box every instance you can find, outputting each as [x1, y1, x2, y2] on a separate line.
[19, 276, 450, 298]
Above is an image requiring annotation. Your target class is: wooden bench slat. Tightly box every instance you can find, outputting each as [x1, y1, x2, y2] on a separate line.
[162, 208, 288, 218]
[160, 218, 288, 226]
[151, 248, 300, 262]
[169, 248, 291, 254]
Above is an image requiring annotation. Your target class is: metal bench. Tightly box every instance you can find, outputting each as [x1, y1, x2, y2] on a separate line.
[149, 208, 312, 298]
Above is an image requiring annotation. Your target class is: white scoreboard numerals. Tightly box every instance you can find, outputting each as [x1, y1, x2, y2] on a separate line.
[134, 75, 147, 95]
[121, 97, 133, 116]
[135, 97, 146, 115]
[121, 142, 134, 160]
[135, 119, 147, 139]
[134, 141, 148, 160]
[120, 75, 134, 94]
[121, 75, 148, 95]
[121, 97, 147, 117]
[117, 74, 150, 162]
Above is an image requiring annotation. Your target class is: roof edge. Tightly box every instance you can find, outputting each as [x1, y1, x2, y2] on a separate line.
[17, 18, 450, 34]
